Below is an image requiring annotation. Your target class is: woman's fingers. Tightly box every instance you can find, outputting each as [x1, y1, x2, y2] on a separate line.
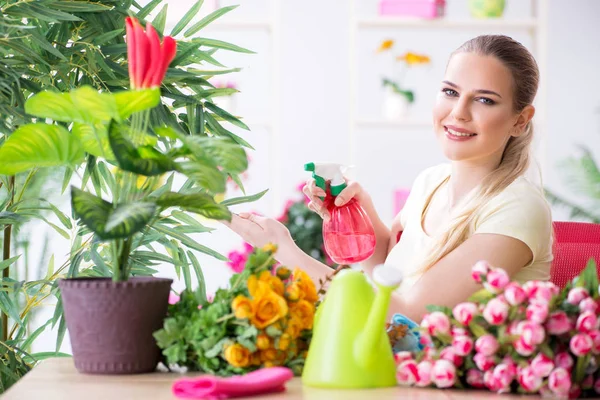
[334, 181, 361, 207]
[308, 201, 330, 222]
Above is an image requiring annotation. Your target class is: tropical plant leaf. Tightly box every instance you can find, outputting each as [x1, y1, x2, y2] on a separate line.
[219, 189, 268, 207]
[0, 256, 20, 272]
[170, 0, 204, 36]
[191, 37, 254, 54]
[0, 124, 84, 175]
[155, 192, 230, 220]
[204, 101, 248, 130]
[179, 135, 248, 174]
[184, 5, 238, 37]
[177, 161, 226, 194]
[71, 187, 157, 239]
[108, 121, 177, 176]
[152, 4, 168, 34]
[114, 88, 161, 119]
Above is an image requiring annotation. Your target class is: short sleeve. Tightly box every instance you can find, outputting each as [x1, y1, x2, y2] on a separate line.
[474, 185, 553, 262]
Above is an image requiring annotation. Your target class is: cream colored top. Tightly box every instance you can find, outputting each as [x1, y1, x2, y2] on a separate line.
[385, 164, 554, 294]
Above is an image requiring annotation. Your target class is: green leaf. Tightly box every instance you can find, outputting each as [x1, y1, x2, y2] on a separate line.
[71, 187, 157, 239]
[108, 121, 177, 176]
[0, 256, 20, 272]
[579, 258, 599, 297]
[0, 212, 27, 226]
[153, 225, 228, 261]
[468, 288, 495, 304]
[188, 251, 207, 303]
[177, 161, 226, 194]
[179, 135, 248, 174]
[184, 5, 238, 37]
[47, 202, 72, 230]
[18, 2, 81, 22]
[425, 305, 452, 316]
[191, 37, 254, 54]
[204, 102, 249, 130]
[152, 4, 168, 34]
[204, 113, 253, 149]
[0, 124, 84, 175]
[92, 29, 124, 46]
[137, 0, 162, 19]
[29, 30, 66, 61]
[468, 321, 488, 338]
[47, 1, 112, 12]
[220, 189, 268, 207]
[0, 292, 22, 324]
[155, 192, 231, 220]
[73, 123, 114, 159]
[114, 88, 161, 119]
[170, 0, 204, 36]
[30, 352, 71, 361]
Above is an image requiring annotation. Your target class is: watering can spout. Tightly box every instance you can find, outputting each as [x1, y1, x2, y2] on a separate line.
[354, 265, 403, 368]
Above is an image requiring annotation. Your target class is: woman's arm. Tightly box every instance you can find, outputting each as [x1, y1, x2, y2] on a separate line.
[388, 233, 533, 322]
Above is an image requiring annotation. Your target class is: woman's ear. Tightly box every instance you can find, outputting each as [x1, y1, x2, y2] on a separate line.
[512, 105, 535, 137]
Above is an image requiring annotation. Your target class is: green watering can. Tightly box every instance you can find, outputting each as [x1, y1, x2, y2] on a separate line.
[302, 264, 403, 389]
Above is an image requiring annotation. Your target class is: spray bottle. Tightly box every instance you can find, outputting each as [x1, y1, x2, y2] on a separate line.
[304, 162, 376, 264]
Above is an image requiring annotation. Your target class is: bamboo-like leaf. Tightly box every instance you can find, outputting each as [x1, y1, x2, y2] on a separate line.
[170, 0, 204, 36]
[153, 224, 228, 261]
[0, 212, 27, 226]
[204, 113, 253, 149]
[0, 124, 85, 175]
[0, 292, 22, 324]
[8, 2, 81, 22]
[0, 256, 20, 272]
[188, 251, 207, 302]
[187, 67, 242, 76]
[92, 29, 123, 46]
[113, 88, 160, 119]
[71, 187, 157, 239]
[155, 192, 231, 220]
[228, 173, 245, 194]
[204, 101, 249, 130]
[184, 5, 238, 37]
[31, 351, 71, 361]
[170, 211, 213, 232]
[191, 37, 254, 54]
[152, 4, 168, 34]
[47, 1, 112, 13]
[29, 30, 67, 61]
[220, 189, 268, 207]
[136, 0, 163, 18]
[108, 121, 177, 176]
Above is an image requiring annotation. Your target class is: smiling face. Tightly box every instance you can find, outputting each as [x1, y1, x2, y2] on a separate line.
[432, 52, 522, 167]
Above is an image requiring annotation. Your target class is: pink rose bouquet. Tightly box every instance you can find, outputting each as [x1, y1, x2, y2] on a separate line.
[396, 259, 600, 398]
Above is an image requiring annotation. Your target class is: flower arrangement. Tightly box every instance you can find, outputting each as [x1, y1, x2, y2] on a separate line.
[155, 244, 318, 376]
[377, 39, 430, 103]
[396, 259, 600, 398]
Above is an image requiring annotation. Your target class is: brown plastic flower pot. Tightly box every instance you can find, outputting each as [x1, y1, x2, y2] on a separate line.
[59, 276, 172, 374]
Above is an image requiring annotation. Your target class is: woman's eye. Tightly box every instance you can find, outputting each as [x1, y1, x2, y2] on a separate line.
[477, 97, 495, 105]
[442, 88, 458, 97]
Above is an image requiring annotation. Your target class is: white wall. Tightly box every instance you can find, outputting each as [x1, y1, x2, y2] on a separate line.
[26, 0, 600, 353]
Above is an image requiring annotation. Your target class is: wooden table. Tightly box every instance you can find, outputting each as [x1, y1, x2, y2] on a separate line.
[4, 358, 545, 399]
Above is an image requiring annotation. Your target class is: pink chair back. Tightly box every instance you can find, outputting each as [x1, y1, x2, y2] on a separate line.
[550, 221, 600, 288]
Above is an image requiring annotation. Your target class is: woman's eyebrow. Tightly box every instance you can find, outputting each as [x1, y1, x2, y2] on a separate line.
[442, 80, 502, 98]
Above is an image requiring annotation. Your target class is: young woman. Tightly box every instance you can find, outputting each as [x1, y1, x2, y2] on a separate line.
[225, 35, 553, 322]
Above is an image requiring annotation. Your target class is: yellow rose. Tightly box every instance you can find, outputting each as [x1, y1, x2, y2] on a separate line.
[285, 316, 303, 339]
[276, 266, 291, 280]
[289, 300, 315, 330]
[251, 282, 288, 329]
[292, 268, 318, 303]
[262, 243, 277, 253]
[223, 343, 251, 368]
[277, 333, 291, 351]
[260, 348, 278, 363]
[259, 271, 284, 297]
[250, 352, 261, 366]
[285, 282, 301, 301]
[256, 333, 271, 350]
[232, 295, 253, 319]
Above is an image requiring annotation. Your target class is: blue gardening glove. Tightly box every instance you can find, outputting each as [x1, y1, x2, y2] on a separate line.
[388, 313, 423, 353]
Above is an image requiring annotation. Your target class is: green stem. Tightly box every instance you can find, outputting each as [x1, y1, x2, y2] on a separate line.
[2, 176, 15, 342]
[14, 168, 36, 205]
[117, 237, 132, 281]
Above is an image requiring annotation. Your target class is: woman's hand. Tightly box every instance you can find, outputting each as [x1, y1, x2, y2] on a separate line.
[224, 212, 295, 251]
[302, 179, 370, 221]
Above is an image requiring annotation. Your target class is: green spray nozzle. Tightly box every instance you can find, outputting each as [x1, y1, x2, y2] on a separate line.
[304, 162, 347, 197]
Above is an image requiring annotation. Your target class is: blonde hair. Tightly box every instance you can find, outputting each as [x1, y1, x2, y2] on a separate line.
[419, 35, 539, 273]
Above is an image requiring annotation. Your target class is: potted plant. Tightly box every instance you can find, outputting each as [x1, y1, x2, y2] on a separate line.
[0, 16, 259, 374]
[376, 40, 430, 121]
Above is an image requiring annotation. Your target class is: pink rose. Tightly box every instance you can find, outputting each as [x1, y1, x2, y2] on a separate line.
[576, 311, 599, 333]
[440, 347, 463, 368]
[396, 360, 418, 386]
[546, 311, 572, 335]
[483, 298, 509, 325]
[504, 282, 527, 305]
[502, 356, 517, 377]
[415, 361, 433, 387]
[419, 333, 433, 347]
[422, 311, 451, 336]
[514, 336, 535, 356]
[531, 353, 554, 378]
[483, 370, 499, 391]
[567, 287, 589, 305]
[466, 369, 485, 388]
[554, 352, 574, 370]
[471, 260, 491, 283]
[452, 302, 478, 326]
[518, 321, 546, 345]
[431, 359, 456, 389]
[484, 268, 510, 294]
[168, 292, 180, 305]
[594, 377, 600, 394]
[475, 334, 499, 356]
[394, 351, 413, 365]
[548, 367, 571, 397]
[526, 302, 549, 323]
[492, 363, 515, 393]
[452, 335, 474, 356]
[580, 297, 599, 313]
[588, 330, 600, 354]
[570, 332, 593, 356]
[506, 321, 520, 336]
[451, 326, 467, 337]
[474, 352, 496, 372]
[518, 366, 542, 392]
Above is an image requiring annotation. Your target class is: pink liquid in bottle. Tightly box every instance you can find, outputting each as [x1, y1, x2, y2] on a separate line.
[322, 195, 376, 264]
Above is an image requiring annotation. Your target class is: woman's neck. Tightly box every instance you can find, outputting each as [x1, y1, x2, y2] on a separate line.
[448, 159, 499, 208]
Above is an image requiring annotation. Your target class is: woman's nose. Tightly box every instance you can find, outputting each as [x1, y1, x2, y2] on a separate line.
[451, 97, 472, 122]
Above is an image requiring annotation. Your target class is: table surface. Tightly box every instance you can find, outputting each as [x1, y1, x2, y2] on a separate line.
[4, 358, 547, 399]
